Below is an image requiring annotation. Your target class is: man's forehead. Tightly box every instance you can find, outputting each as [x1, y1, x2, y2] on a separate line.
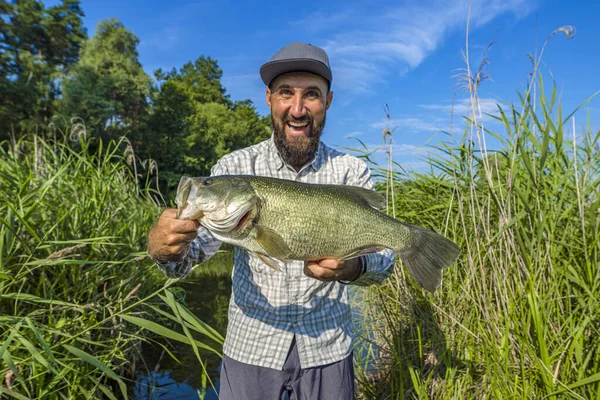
[270, 72, 329, 91]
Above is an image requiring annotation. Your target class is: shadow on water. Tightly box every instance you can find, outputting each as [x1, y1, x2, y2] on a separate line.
[133, 249, 233, 399]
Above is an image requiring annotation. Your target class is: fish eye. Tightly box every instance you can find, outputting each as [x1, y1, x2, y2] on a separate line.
[202, 178, 212, 186]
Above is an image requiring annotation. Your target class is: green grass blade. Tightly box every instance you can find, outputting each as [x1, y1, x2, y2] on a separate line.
[121, 314, 221, 356]
[62, 344, 128, 400]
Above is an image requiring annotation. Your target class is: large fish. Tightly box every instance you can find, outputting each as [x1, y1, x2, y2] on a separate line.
[175, 175, 460, 292]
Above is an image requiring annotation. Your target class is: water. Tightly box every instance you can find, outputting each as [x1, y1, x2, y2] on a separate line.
[134, 370, 219, 400]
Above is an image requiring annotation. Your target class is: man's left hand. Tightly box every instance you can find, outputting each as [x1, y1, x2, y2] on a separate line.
[304, 257, 362, 282]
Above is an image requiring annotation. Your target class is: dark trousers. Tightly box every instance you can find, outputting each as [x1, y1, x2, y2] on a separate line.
[218, 338, 354, 400]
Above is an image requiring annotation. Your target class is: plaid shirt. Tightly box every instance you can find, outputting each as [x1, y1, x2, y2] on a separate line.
[157, 136, 396, 369]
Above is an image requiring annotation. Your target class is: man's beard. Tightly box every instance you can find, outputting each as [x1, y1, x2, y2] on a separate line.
[272, 112, 325, 170]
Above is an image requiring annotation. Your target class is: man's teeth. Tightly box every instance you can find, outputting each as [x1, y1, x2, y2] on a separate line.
[288, 122, 309, 127]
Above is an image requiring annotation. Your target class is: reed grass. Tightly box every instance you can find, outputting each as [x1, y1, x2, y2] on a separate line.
[354, 58, 599, 400]
[0, 130, 221, 399]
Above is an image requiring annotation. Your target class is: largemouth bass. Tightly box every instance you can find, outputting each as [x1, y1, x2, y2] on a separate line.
[175, 175, 460, 292]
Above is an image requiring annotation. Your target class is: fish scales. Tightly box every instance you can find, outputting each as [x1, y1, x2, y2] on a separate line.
[248, 177, 411, 259]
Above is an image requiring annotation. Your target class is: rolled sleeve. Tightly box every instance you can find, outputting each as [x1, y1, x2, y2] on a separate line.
[346, 249, 396, 286]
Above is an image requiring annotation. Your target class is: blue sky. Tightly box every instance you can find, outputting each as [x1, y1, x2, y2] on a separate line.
[48, 0, 599, 171]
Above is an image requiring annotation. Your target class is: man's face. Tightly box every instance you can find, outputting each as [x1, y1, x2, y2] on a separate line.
[266, 72, 333, 170]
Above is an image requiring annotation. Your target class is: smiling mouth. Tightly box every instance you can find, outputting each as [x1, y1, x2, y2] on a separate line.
[286, 120, 310, 134]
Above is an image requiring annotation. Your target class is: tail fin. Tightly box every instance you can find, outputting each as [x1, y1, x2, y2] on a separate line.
[398, 225, 460, 292]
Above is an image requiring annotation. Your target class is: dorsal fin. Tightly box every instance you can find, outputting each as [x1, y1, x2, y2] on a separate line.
[336, 186, 386, 209]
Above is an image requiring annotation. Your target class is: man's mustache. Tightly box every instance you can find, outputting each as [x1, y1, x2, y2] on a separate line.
[283, 114, 312, 125]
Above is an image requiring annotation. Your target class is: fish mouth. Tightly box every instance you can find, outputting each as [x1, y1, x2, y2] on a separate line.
[177, 202, 205, 220]
[175, 176, 212, 220]
[201, 201, 256, 233]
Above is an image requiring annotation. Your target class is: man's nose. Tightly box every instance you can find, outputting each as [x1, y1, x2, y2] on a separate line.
[289, 94, 307, 118]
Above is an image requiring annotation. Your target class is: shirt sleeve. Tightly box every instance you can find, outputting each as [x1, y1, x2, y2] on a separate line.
[154, 161, 229, 279]
[342, 157, 397, 286]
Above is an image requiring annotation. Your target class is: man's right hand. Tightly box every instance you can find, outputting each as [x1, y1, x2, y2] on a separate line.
[147, 209, 200, 263]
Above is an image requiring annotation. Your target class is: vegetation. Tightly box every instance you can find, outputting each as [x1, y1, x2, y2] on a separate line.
[355, 63, 600, 400]
[0, 130, 223, 399]
[0, 2, 262, 398]
[0, 129, 154, 398]
[0, 0, 86, 134]
[1, 0, 271, 199]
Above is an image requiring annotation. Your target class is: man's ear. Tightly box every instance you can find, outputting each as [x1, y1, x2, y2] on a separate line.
[325, 91, 333, 110]
[265, 87, 272, 108]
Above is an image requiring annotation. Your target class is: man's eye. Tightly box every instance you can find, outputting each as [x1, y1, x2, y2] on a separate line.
[306, 91, 319, 98]
[280, 89, 293, 96]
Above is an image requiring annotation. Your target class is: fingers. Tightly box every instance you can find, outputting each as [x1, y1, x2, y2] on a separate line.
[162, 232, 198, 245]
[304, 260, 344, 281]
[147, 208, 200, 262]
[303, 258, 361, 282]
[160, 209, 200, 233]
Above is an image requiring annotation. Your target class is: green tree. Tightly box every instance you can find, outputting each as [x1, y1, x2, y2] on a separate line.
[60, 18, 151, 142]
[147, 57, 270, 198]
[186, 101, 270, 172]
[0, 0, 86, 138]
[164, 56, 232, 106]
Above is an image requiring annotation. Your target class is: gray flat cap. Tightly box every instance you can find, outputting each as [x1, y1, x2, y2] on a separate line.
[260, 42, 332, 86]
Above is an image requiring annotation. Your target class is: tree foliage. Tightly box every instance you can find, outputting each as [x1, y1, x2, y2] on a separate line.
[1, 9, 271, 201]
[0, 0, 86, 138]
[147, 57, 270, 197]
[60, 18, 151, 142]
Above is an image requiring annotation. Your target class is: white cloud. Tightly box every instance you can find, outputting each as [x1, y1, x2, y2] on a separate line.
[419, 97, 500, 117]
[317, 0, 535, 93]
[350, 142, 431, 157]
[338, 140, 436, 172]
[371, 117, 447, 133]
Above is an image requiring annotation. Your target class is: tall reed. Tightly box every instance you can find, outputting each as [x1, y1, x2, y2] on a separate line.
[0, 131, 221, 399]
[355, 73, 599, 398]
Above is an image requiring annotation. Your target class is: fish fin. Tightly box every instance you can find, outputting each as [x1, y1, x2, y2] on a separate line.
[338, 186, 386, 209]
[339, 247, 385, 261]
[255, 224, 292, 262]
[255, 253, 282, 272]
[398, 225, 461, 292]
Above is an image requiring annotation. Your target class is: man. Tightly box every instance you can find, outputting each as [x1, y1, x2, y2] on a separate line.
[147, 42, 396, 400]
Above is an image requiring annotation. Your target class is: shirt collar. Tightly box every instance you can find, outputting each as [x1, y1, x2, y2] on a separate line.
[268, 133, 326, 173]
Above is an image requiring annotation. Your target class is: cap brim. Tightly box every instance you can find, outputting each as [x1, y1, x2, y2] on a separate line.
[260, 59, 332, 86]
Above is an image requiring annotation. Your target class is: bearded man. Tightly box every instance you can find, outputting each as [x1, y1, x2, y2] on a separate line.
[147, 42, 396, 400]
